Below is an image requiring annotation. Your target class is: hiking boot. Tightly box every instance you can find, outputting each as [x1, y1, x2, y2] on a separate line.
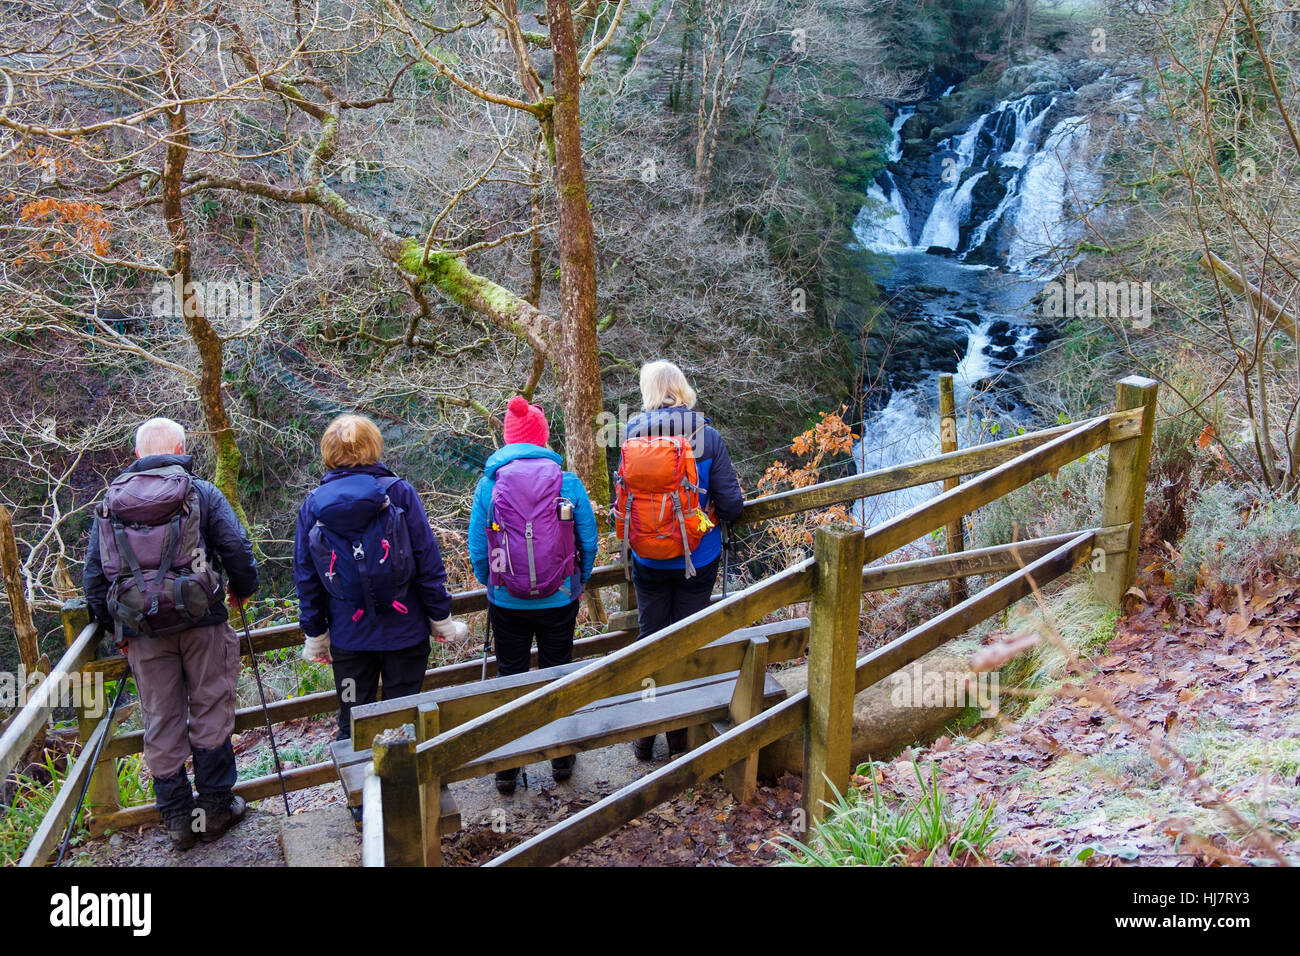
[163, 811, 197, 853]
[494, 769, 518, 795]
[195, 793, 247, 843]
[551, 754, 576, 782]
[666, 728, 689, 758]
[155, 769, 196, 853]
[633, 736, 655, 761]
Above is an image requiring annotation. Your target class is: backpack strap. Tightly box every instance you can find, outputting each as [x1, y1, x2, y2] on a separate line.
[670, 493, 697, 579]
[109, 518, 154, 635]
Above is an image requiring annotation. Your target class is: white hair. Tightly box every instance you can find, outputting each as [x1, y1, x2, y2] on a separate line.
[135, 418, 186, 457]
[639, 360, 697, 411]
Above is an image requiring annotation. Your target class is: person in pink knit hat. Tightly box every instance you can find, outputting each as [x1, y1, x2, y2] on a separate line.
[467, 396, 599, 793]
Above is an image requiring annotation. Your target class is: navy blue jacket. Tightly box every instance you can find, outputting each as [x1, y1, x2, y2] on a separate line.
[294, 463, 453, 652]
[621, 407, 744, 570]
[83, 454, 259, 633]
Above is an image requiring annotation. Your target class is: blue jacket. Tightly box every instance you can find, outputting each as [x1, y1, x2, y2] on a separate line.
[468, 444, 599, 609]
[621, 407, 744, 571]
[294, 463, 453, 652]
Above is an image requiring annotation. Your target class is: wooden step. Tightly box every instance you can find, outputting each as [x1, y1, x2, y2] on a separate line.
[333, 671, 787, 805]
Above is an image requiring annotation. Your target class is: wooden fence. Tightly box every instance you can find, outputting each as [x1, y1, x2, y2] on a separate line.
[4, 375, 1157, 866]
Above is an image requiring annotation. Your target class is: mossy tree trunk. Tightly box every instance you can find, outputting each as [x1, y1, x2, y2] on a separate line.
[546, 0, 608, 508]
[153, 2, 247, 528]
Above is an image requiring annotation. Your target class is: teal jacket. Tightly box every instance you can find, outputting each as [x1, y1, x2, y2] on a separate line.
[468, 444, 598, 609]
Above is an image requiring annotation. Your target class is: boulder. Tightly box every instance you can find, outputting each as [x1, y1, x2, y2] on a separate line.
[758, 647, 981, 780]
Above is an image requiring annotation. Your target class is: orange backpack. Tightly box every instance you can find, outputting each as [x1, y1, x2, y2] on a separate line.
[614, 432, 714, 578]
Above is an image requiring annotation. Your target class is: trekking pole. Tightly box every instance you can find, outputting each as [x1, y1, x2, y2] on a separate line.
[56, 666, 131, 866]
[235, 600, 292, 816]
[721, 522, 732, 598]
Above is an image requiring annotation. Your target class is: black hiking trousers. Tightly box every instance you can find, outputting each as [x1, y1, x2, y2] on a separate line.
[630, 557, 720, 756]
[331, 640, 430, 741]
[488, 600, 580, 677]
[488, 600, 580, 779]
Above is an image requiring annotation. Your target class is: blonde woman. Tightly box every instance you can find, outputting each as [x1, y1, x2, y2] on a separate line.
[617, 361, 744, 760]
[293, 415, 466, 758]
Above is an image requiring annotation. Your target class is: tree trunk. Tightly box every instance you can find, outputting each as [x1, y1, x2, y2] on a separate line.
[545, 0, 608, 507]
[154, 5, 247, 526]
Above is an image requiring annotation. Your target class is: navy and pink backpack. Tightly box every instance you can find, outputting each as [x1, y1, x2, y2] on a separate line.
[306, 475, 415, 623]
[486, 458, 576, 600]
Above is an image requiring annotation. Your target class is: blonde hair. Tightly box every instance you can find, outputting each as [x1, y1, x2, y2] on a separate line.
[322, 414, 383, 469]
[639, 360, 697, 411]
[135, 418, 186, 457]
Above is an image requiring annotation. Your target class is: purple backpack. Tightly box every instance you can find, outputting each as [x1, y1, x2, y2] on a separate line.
[487, 458, 576, 600]
[95, 465, 222, 637]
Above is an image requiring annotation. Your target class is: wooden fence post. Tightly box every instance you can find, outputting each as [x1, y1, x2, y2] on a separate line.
[938, 375, 968, 607]
[2, 505, 49, 681]
[61, 599, 120, 828]
[372, 723, 423, 867]
[801, 524, 866, 834]
[415, 703, 443, 867]
[1096, 376, 1159, 607]
[723, 636, 768, 803]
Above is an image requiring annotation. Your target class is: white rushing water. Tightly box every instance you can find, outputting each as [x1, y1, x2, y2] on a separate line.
[854, 108, 915, 252]
[1005, 115, 1093, 271]
[848, 91, 1103, 528]
[916, 111, 988, 250]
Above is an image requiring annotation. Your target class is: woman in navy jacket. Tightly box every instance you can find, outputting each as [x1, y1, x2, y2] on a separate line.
[294, 415, 466, 745]
[621, 361, 744, 760]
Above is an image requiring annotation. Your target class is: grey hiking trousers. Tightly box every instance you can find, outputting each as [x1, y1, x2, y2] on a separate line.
[125, 622, 240, 779]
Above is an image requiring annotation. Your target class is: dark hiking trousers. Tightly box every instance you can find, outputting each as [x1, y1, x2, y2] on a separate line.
[331, 641, 431, 741]
[631, 557, 720, 756]
[488, 600, 580, 676]
[488, 600, 580, 779]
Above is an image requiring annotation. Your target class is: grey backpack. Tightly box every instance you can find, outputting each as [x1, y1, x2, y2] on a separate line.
[96, 465, 223, 638]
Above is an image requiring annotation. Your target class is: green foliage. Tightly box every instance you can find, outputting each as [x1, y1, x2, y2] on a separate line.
[773, 762, 998, 866]
[237, 741, 330, 780]
[0, 750, 80, 866]
[115, 753, 153, 806]
[1177, 481, 1300, 591]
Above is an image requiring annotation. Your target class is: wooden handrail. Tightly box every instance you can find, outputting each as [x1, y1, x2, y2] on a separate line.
[0, 619, 99, 782]
[417, 560, 814, 780]
[411, 415, 1115, 787]
[486, 531, 1096, 867]
[737, 408, 1142, 525]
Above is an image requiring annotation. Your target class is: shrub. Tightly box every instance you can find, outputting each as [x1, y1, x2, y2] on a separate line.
[1177, 482, 1300, 592]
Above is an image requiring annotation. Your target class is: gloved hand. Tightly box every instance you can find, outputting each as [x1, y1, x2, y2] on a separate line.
[302, 631, 332, 664]
[431, 617, 468, 644]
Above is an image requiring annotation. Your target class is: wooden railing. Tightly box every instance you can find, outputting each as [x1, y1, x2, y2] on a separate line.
[360, 375, 1158, 867]
[7, 375, 1157, 866]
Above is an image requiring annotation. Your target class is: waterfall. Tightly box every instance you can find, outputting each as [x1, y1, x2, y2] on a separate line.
[918, 170, 986, 251]
[915, 112, 988, 250]
[915, 94, 1053, 253]
[964, 97, 1056, 256]
[855, 107, 915, 252]
[1005, 116, 1093, 271]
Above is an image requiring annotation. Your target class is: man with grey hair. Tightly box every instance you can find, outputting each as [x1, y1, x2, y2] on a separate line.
[84, 417, 258, 851]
